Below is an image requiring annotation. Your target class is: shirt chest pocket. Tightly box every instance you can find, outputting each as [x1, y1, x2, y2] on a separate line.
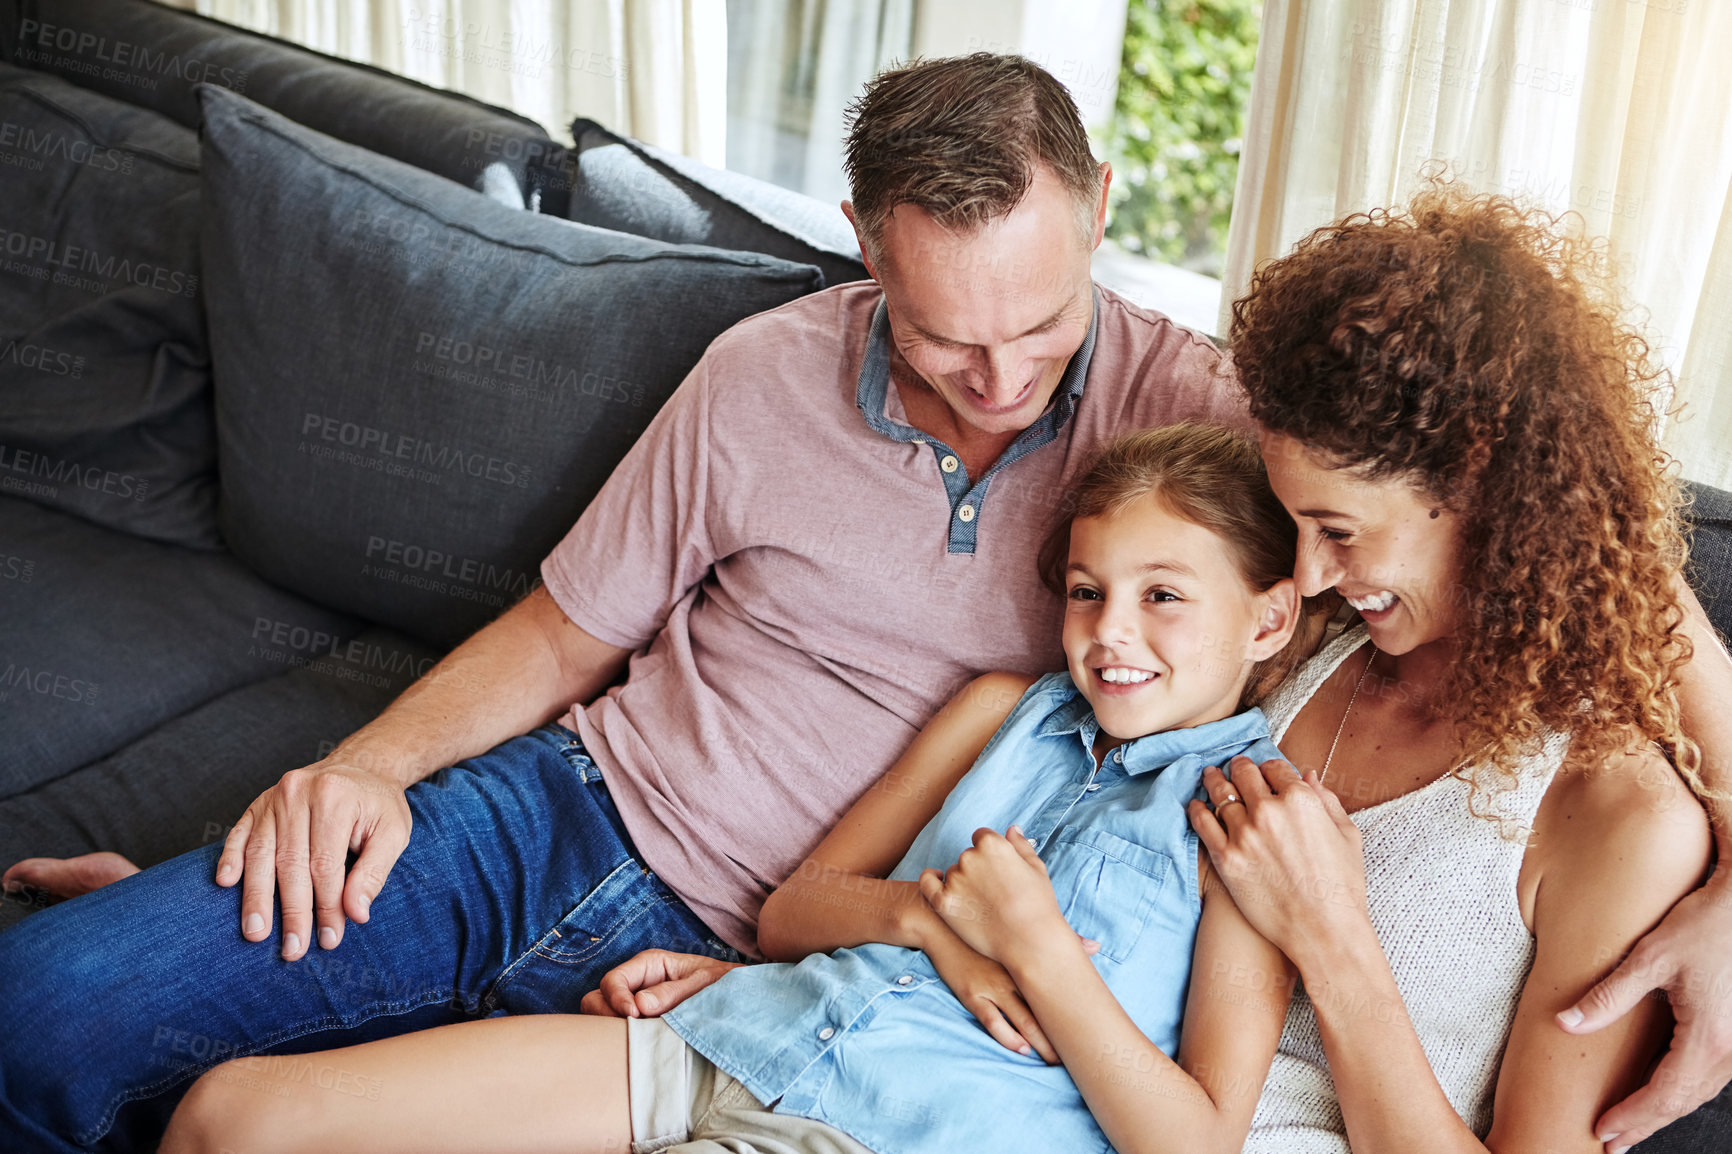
[1047, 827, 1174, 964]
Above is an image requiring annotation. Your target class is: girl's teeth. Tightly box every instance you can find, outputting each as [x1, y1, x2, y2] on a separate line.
[1349, 592, 1397, 612]
[1100, 668, 1154, 684]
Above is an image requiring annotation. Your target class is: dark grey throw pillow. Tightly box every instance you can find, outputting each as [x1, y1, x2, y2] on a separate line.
[565, 118, 869, 289]
[1685, 479, 1732, 646]
[198, 84, 825, 647]
[0, 62, 217, 548]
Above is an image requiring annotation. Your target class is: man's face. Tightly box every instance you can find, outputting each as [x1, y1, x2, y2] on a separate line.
[858, 163, 1106, 438]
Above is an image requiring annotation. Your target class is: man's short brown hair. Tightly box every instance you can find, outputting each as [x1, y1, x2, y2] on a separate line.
[842, 53, 1103, 261]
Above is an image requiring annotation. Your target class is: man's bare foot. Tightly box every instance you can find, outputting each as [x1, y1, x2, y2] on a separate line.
[2, 852, 141, 898]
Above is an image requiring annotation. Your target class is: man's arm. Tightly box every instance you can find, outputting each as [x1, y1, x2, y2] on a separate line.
[326, 586, 630, 789]
[1560, 581, 1732, 1148]
[214, 585, 631, 962]
[221, 339, 731, 962]
[1677, 582, 1732, 840]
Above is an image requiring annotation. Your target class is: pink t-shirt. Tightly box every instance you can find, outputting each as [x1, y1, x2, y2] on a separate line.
[541, 282, 1244, 955]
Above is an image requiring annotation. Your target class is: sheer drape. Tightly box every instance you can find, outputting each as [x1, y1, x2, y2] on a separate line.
[1225, 0, 1732, 487]
[725, 0, 913, 205]
[174, 0, 728, 165]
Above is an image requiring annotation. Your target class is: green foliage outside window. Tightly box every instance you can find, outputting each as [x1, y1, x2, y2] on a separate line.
[1101, 0, 1261, 275]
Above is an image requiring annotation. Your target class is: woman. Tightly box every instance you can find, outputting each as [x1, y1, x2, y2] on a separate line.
[1194, 186, 1713, 1152]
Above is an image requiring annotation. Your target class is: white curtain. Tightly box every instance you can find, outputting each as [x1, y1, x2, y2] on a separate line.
[725, 0, 913, 205]
[1225, 0, 1732, 488]
[174, 0, 728, 166]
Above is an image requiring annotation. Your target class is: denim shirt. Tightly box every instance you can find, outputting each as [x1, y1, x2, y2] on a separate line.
[664, 672, 1287, 1154]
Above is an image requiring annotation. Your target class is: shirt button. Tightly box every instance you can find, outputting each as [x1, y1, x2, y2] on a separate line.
[818, 1026, 836, 1040]
[958, 504, 975, 522]
[1113, 749, 1124, 763]
[940, 454, 959, 474]
[1086, 783, 1101, 791]
[896, 975, 913, 986]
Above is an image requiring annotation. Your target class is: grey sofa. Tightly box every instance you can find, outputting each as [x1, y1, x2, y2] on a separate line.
[0, 2, 1729, 1151]
[0, 0, 864, 911]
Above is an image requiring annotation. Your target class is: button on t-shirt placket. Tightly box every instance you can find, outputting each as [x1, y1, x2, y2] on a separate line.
[924, 442, 986, 554]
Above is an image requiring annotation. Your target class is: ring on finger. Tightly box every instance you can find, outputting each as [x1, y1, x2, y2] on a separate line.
[1216, 792, 1244, 810]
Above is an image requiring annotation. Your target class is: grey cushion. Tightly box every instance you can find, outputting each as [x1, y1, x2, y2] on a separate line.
[1640, 1094, 1732, 1154]
[0, 624, 441, 932]
[0, 494, 366, 797]
[1684, 480, 1732, 647]
[198, 84, 825, 648]
[0, 62, 218, 548]
[0, 0, 561, 208]
[565, 118, 869, 288]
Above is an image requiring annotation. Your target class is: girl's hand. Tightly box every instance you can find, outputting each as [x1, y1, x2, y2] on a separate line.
[918, 825, 1078, 969]
[920, 933, 1062, 1064]
[1187, 756, 1372, 966]
[577, 948, 745, 1018]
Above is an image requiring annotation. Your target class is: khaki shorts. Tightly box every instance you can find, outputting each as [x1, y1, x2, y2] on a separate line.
[627, 1017, 875, 1154]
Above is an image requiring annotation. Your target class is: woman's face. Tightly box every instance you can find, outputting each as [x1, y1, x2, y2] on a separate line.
[1259, 430, 1464, 656]
[1062, 492, 1295, 741]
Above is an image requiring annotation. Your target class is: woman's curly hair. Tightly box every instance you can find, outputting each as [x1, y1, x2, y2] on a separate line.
[1230, 185, 1704, 811]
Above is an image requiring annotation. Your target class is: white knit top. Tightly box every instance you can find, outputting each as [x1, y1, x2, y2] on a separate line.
[1241, 624, 1572, 1151]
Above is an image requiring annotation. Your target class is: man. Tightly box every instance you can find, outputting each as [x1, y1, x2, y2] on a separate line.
[0, 54, 1230, 1152]
[4, 53, 1732, 1154]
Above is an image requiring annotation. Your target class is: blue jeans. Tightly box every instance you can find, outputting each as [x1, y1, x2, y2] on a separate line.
[0, 725, 741, 1153]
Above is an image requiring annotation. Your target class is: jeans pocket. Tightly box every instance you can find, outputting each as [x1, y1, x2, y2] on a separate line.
[532, 859, 684, 966]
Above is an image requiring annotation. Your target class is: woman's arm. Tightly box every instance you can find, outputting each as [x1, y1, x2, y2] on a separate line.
[921, 828, 1294, 1154]
[1483, 746, 1711, 1151]
[755, 671, 1036, 960]
[1193, 750, 1711, 1154]
[1563, 583, 1732, 1147]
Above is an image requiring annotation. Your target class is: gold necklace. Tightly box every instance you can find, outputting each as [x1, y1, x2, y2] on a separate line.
[1321, 644, 1378, 786]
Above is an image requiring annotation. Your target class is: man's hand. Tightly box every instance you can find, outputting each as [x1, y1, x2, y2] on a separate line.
[214, 759, 412, 961]
[578, 948, 745, 1018]
[1558, 879, 1732, 1149]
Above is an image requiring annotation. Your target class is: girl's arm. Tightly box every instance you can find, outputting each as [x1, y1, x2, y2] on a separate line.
[1193, 750, 1712, 1154]
[759, 671, 1085, 1061]
[755, 671, 1036, 961]
[921, 829, 1294, 1154]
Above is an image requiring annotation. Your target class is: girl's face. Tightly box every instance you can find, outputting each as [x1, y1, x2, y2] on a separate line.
[1259, 430, 1464, 655]
[1062, 492, 1296, 743]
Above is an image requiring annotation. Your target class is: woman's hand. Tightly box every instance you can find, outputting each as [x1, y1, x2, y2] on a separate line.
[918, 826, 1076, 969]
[1187, 755, 1373, 966]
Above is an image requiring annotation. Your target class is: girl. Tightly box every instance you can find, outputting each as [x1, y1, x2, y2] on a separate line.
[163, 422, 1310, 1154]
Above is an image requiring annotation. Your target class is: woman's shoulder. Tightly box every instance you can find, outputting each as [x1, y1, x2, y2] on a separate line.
[1532, 740, 1712, 902]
